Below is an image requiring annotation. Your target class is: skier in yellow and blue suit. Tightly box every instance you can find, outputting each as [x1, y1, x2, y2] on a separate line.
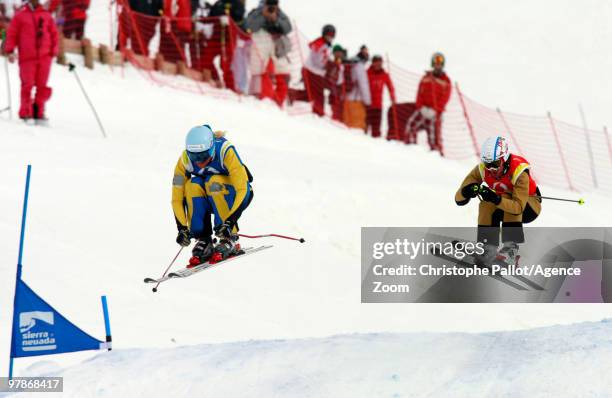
[172, 125, 253, 265]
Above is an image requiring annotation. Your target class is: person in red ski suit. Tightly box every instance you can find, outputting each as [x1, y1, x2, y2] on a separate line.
[2, 0, 58, 121]
[49, 0, 90, 40]
[366, 55, 395, 138]
[405, 52, 451, 153]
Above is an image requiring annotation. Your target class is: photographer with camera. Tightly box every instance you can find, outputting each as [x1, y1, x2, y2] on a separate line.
[245, 0, 292, 105]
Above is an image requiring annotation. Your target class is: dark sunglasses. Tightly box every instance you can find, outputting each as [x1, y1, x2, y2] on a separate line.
[484, 159, 501, 170]
[187, 150, 212, 163]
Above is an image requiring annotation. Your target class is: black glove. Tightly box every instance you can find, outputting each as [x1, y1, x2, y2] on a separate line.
[176, 226, 191, 247]
[461, 183, 480, 199]
[214, 220, 235, 239]
[479, 186, 501, 205]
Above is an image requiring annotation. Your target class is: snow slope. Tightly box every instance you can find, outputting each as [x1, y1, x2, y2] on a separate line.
[1, 55, 612, 381]
[0, 0, 611, 392]
[12, 319, 612, 397]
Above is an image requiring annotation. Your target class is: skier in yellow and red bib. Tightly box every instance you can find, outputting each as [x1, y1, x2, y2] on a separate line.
[455, 136, 542, 265]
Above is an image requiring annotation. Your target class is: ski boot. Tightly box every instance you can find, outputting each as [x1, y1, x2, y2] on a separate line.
[20, 116, 34, 125]
[211, 235, 243, 263]
[34, 117, 50, 127]
[473, 244, 498, 267]
[496, 242, 520, 265]
[187, 239, 215, 268]
[33, 105, 50, 126]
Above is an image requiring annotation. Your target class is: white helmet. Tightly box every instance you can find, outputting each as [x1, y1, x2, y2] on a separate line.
[481, 136, 509, 168]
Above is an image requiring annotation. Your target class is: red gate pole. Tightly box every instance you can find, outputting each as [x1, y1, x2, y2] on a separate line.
[292, 20, 313, 107]
[578, 104, 598, 189]
[455, 82, 480, 158]
[496, 107, 525, 157]
[547, 111, 575, 191]
[604, 126, 612, 166]
[385, 53, 401, 141]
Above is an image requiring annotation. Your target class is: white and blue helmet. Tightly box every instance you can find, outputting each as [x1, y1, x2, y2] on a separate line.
[185, 125, 215, 163]
[481, 136, 509, 168]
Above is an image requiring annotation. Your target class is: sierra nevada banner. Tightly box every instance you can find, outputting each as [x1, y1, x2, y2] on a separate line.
[11, 279, 104, 358]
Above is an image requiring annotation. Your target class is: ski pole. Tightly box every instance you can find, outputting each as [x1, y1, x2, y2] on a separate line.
[532, 195, 585, 205]
[471, 185, 584, 205]
[68, 63, 107, 138]
[152, 246, 184, 293]
[238, 233, 305, 243]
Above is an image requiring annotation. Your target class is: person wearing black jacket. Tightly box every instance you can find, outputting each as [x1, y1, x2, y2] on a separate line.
[117, 0, 162, 56]
[209, 0, 245, 29]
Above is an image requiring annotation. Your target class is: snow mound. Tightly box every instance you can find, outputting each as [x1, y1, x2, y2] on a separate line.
[13, 319, 612, 397]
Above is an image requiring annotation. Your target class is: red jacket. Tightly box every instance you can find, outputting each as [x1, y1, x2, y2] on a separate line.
[163, 0, 192, 33]
[4, 4, 59, 63]
[415, 70, 452, 114]
[49, 0, 90, 21]
[367, 66, 395, 109]
[481, 154, 537, 195]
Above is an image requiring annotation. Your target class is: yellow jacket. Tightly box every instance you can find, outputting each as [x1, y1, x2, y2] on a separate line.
[172, 137, 250, 228]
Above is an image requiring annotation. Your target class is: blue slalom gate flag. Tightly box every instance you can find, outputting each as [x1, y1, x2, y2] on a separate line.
[10, 279, 106, 358]
[8, 165, 112, 379]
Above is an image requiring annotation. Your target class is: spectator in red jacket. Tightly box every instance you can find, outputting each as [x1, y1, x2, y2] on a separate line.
[303, 24, 335, 116]
[158, 0, 192, 64]
[2, 0, 58, 122]
[366, 54, 395, 138]
[49, 0, 90, 39]
[405, 52, 452, 153]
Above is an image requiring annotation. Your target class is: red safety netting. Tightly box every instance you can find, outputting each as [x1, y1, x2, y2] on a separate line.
[36, 1, 611, 193]
[364, 59, 612, 192]
[0, 0, 91, 39]
[455, 91, 612, 192]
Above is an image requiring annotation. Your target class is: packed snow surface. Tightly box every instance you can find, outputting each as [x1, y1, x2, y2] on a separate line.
[1, 55, 611, 382]
[0, 0, 611, 395]
[12, 319, 612, 397]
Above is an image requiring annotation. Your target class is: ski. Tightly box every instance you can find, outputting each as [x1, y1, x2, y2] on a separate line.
[491, 257, 545, 291]
[169, 245, 273, 279]
[431, 251, 528, 291]
[143, 245, 273, 284]
[448, 239, 544, 291]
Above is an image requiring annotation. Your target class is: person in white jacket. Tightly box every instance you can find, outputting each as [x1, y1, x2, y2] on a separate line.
[343, 46, 371, 130]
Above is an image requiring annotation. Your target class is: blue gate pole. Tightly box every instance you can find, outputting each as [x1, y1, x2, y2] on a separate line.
[101, 296, 112, 351]
[9, 165, 32, 379]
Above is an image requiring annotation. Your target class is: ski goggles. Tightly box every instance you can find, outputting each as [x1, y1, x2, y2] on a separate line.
[484, 159, 502, 170]
[187, 148, 214, 163]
